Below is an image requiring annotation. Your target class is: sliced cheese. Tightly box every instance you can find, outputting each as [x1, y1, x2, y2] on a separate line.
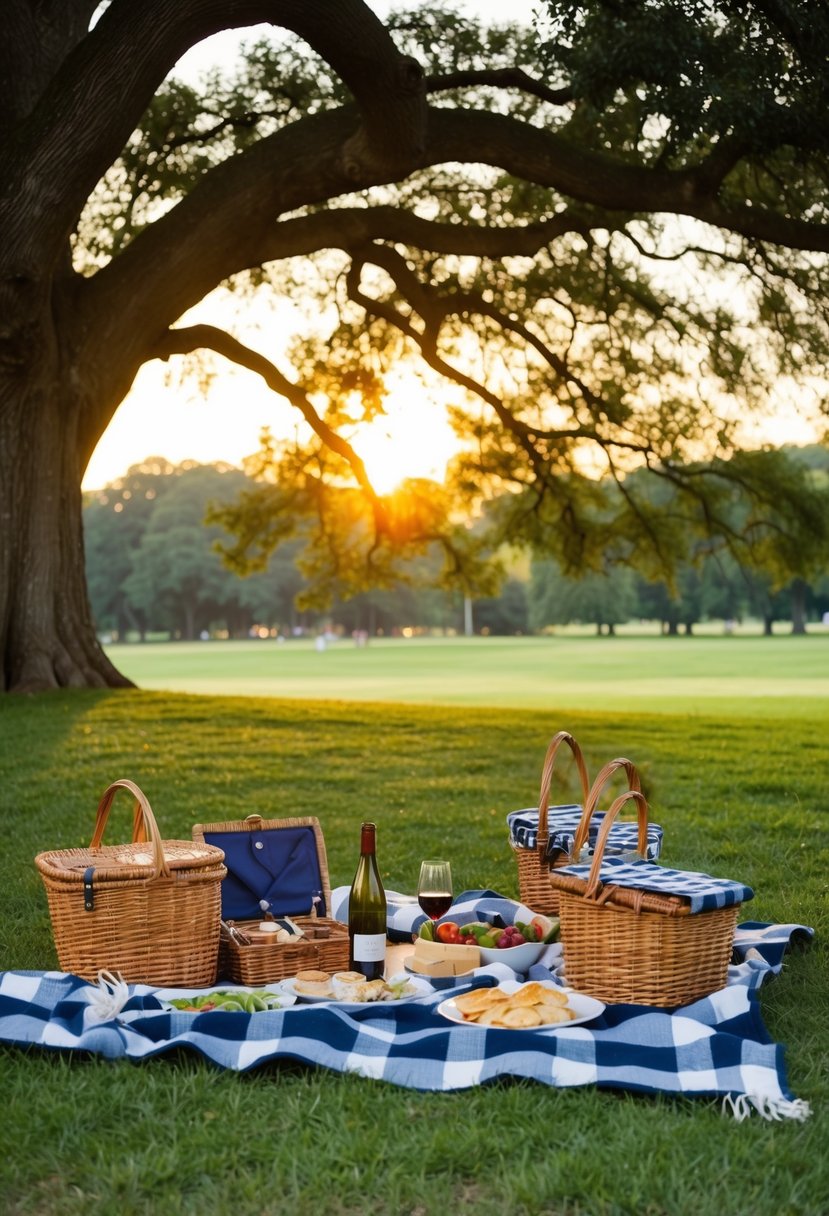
[407, 955, 478, 977]
[412, 937, 480, 967]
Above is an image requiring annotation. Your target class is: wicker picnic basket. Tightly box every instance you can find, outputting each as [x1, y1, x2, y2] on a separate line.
[550, 783, 740, 1008]
[192, 814, 350, 985]
[511, 730, 592, 915]
[35, 779, 226, 986]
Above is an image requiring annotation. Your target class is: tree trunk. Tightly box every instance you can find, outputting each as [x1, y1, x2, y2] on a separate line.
[183, 600, 196, 641]
[0, 356, 133, 692]
[790, 579, 808, 635]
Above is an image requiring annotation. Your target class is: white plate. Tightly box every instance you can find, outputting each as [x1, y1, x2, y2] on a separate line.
[280, 973, 432, 1005]
[151, 984, 297, 1011]
[437, 981, 604, 1030]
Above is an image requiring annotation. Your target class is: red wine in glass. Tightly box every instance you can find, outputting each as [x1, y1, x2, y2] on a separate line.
[417, 860, 453, 921]
[418, 891, 453, 919]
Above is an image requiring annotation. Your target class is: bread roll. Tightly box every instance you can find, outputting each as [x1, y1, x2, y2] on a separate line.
[293, 969, 333, 997]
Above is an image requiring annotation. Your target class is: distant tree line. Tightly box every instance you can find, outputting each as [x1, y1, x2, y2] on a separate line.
[83, 459, 462, 640]
[84, 448, 829, 641]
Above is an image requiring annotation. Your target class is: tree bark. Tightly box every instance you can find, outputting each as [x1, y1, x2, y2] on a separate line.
[790, 579, 808, 635]
[0, 360, 133, 691]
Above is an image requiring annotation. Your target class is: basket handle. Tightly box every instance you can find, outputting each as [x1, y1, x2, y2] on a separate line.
[536, 731, 590, 855]
[583, 790, 649, 901]
[89, 779, 171, 880]
[569, 757, 642, 861]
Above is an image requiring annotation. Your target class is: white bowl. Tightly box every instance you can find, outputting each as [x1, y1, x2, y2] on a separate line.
[478, 939, 547, 971]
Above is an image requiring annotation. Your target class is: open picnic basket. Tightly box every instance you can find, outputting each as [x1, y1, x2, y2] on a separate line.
[35, 779, 227, 985]
[549, 762, 746, 1007]
[192, 814, 349, 985]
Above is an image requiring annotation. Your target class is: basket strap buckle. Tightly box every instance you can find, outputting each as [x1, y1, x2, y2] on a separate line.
[83, 866, 95, 911]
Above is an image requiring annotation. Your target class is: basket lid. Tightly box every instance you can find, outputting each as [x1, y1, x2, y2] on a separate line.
[191, 815, 332, 919]
[35, 839, 225, 882]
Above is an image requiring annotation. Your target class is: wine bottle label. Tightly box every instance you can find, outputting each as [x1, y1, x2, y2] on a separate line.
[352, 932, 385, 962]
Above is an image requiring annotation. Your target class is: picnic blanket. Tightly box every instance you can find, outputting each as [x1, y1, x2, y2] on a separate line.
[0, 903, 812, 1122]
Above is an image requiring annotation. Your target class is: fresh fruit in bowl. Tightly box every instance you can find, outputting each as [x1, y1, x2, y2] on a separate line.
[436, 921, 463, 944]
[473, 918, 559, 970]
[418, 915, 558, 946]
[412, 914, 558, 974]
[457, 917, 559, 948]
[528, 915, 560, 944]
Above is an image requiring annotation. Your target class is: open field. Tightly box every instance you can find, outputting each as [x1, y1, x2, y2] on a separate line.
[1, 689, 827, 1216]
[105, 633, 829, 719]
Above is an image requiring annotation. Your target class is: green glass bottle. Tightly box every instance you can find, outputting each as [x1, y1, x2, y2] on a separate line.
[348, 822, 387, 979]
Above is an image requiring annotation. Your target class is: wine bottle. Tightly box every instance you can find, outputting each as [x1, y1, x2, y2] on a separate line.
[348, 821, 387, 980]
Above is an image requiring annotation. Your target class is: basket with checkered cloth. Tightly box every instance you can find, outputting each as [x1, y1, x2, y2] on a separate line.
[510, 735, 662, 915]
[549, 782, 753, 1007]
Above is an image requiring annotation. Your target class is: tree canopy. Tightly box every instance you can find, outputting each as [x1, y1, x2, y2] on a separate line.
[0, 0, 827, 690]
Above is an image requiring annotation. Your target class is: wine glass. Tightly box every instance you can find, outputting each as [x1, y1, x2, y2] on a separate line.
[417, 859, 453, 921]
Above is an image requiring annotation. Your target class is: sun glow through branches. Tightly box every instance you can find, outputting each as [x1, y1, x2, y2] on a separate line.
[349, 389, 460, 495]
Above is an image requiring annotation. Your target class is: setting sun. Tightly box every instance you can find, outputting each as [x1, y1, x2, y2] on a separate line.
[349, 386, 460, 495]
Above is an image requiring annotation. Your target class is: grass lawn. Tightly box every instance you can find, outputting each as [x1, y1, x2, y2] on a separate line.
[105, 632, 829, 719]
[1, 685, 827, 1216]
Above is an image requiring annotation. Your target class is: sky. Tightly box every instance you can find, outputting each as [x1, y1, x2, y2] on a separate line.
[82, 1, 542, 492]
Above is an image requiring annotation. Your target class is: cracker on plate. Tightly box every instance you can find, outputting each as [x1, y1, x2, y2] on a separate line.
[454, 988, 510, 1016]
[454, 982, 574, 1028]
[536, 1003, 574, 1025]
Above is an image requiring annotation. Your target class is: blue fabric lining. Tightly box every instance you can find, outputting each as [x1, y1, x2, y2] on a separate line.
[202, 825, 325, 919]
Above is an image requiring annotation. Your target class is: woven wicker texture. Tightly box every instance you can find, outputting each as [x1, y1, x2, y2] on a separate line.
[193, 814, 349, 984]
[218, 917, 350, 985]
[551, 789, 740, 1007]
[513, 734, 646, 915]
[35, 779, 226, 986]
[512, 730, 590, 914]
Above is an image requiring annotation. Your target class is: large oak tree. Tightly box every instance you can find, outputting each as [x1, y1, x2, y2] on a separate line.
[1, 0, 827, 691]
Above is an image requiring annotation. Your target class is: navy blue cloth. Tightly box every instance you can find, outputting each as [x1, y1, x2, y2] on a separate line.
[202, 825, 325, 919]
[0, 921, 813, 1121]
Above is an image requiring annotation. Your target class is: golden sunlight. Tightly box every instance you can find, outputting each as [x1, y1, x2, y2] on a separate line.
[349, 387, 460, 495]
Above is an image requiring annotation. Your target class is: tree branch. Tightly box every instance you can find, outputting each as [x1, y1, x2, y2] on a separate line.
[150, 322, 381, 509]
[423, 109, 829, 253]
[3, 0, 424, 263]
[75, 98, 827, 436]
[345, 245, 660, 491]
[426, 67, 573, 107]
[79, 144, 589, 421]
[90, 98, 829, 362]
[360, 240, 605, 419]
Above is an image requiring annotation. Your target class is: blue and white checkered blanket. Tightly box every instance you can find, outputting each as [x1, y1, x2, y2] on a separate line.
[552, 858, 754, 914]
[507, 805, 664, 861]
[0, 899, 812, 1122]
